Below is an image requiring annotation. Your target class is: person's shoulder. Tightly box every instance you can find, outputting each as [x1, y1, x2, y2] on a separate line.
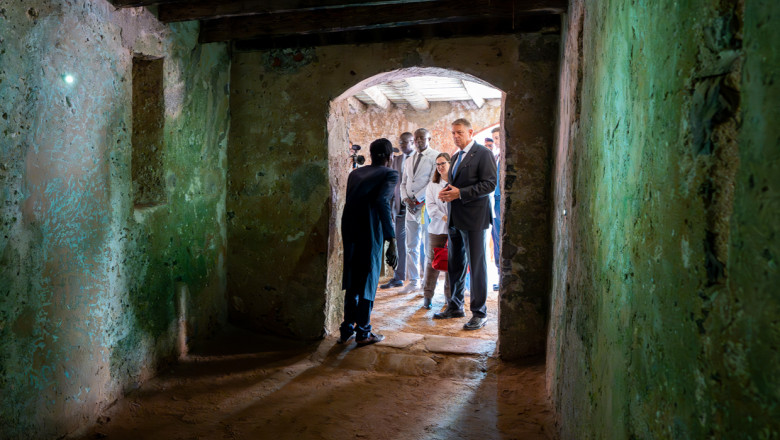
[473, 143, 493, 155]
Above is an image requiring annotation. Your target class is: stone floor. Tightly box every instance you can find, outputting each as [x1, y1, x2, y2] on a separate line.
[71, 260, 555, 440]
[71, 327, 555, 440]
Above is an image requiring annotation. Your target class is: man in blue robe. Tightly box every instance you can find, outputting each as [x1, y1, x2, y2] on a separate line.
[340, 138, 399, 346]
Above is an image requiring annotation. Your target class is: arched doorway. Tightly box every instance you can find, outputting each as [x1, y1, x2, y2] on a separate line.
[226, 36, 556, 359]
[325, 67, 507, 343]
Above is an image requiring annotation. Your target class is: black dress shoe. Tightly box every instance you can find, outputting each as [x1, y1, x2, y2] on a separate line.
[433, 308, 465, 319]
[380, 280, 403, 289]
[464, 316, 487, 330]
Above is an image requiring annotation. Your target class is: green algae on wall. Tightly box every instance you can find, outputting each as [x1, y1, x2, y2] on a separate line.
[0, 2, 230, 438]
[548, 0, 779, 438]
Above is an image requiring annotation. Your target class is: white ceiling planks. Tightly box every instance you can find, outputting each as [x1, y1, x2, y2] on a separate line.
[353, 75, 502, 110]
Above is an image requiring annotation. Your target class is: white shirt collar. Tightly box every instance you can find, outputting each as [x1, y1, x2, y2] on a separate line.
[458, 140, 475, 156]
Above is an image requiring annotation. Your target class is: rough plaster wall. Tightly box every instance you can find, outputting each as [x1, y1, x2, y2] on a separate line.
[548, 0, 779, 438]
[348, 100, 501, 155]
[228, 34, 558, 359]
[0, 2, 230, 438]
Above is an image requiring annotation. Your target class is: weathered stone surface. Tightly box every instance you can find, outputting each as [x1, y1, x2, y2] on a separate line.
[377, 331, 425, 349]
[348, 100, 502, 155]
[437, 357, 487, 379]
[0, 2, 230, 438]
[424, 335, 497, 356]
[337, 348, 380, 371]
[547, 1, 780, 438]
[376, 352, 438, 376]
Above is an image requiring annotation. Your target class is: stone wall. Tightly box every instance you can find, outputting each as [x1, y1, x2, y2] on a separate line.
[548, 0, 779, 438]
[347, 100, 502, 156]
[0, 1, 230, 438]
[228, 34, 559, 358]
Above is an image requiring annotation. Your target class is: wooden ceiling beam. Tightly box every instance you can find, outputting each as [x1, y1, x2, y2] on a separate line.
[158, 0, 440, 23]
[200, 0, 566, 43]
[389, 80, 430, 111]
[110, 0, 185, 7]
[113, 0, 439, 9]
[232, 14, 561, 51]
[462, 80, 485, 108]
[363, 86, 392, 110]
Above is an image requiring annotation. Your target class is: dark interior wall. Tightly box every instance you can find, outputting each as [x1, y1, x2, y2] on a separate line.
[548, 0, 779, 438]
[227, 34, 559, 358]
[0, 1, 230, 438]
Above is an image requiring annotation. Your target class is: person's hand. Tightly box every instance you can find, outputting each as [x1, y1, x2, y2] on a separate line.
[403, 197, 414, 208]
[439, 185, 460, 202]
[386, 238, 398, 269]
[442, 215, 448, 223]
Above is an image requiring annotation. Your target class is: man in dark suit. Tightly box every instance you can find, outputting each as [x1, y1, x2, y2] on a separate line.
[380, 132, 414, 289]
[340, 138, 399, 346]
[435, 119, 497, 330]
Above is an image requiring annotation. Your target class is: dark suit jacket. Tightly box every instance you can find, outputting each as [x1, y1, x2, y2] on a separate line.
[447, 143, 497, 231]
[341, 165, 398, 300]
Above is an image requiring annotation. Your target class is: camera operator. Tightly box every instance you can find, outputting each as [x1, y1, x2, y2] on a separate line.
[350, 144, 366, 169]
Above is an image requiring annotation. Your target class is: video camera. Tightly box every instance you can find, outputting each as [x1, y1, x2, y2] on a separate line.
[350, 145, 366, 169]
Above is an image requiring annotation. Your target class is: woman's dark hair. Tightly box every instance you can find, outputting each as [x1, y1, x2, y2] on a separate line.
[431, 152, 451, 184]
[369, 138, 393, 164]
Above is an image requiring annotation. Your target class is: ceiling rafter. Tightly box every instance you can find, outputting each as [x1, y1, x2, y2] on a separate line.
[111, 0, 437, 10]
[108, 0, 566, 49]
[156, 0, 442, 23]
[363, 86, 392, 110]
[388, 80, 430, 111]
[233, 15, 561, 51]
[199, 0, 566, 43]
[461, 80, 485, 108]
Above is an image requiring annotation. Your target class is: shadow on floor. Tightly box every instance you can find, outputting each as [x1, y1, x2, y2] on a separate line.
[71, 326, 556, 440]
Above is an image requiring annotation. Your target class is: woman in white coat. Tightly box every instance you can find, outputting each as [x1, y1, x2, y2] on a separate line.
[422, 153, 451, 309]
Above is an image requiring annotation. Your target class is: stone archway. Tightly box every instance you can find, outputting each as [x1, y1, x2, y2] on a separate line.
[227, 35, 558, 359]
[324, 65, 545, 358]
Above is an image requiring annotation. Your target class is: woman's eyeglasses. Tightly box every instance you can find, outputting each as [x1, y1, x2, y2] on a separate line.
[435, 162, 448, 167]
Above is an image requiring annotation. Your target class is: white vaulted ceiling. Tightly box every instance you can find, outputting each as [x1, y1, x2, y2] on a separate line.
[352, 76, 503, 110]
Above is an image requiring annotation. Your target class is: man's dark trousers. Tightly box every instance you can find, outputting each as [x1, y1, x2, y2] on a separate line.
[448, 227, 488, 318]
[443, 142, 496, 319]
[341, 288, 374, 340]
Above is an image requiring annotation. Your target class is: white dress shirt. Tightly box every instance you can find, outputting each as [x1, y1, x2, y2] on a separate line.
[425, 179, 450, 235]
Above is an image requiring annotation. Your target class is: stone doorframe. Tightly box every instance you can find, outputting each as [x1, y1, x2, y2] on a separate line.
[325, 61, 554, 359]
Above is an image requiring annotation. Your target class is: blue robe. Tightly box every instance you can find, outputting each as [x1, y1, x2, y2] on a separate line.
[341, 164, 398, 301]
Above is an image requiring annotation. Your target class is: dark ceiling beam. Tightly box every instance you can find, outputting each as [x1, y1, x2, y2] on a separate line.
[200, 0, 566, 43]
[158, 0, 441, 23]
[232, 14, 561, 51]
[112, 0, 439, 11]
[110, 0, 186, 7]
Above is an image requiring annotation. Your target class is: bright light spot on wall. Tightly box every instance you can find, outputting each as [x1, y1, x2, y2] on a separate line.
[64, 74, 75, 84]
